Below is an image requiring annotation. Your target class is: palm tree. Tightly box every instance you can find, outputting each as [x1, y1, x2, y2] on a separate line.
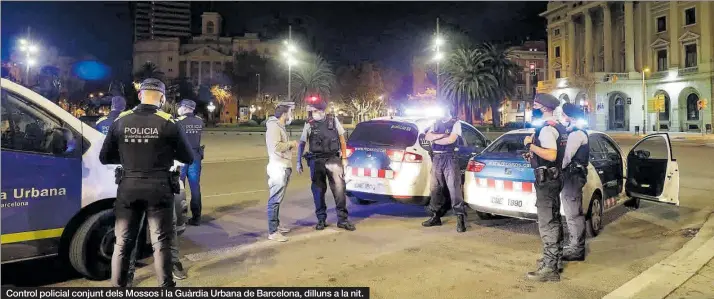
[291, 54, 335, 103]
[133, 62, 165, 81]
[477, 43, 521, 127]
[441, 48, 497, 124]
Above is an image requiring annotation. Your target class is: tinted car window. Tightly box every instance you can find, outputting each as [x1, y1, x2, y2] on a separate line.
[588, 134, 608, 160]
[348, 121, 418, 148]
[461, 123, 486, 148]
[485, 133, 529, 153]
[1, 90, 63, 154]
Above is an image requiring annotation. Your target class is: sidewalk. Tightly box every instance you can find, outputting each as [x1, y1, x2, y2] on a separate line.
[605, 131, 714, 142]
[603, 211, 714, 299]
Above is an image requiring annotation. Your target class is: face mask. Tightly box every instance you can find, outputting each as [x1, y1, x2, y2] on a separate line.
[532, 108, 543, 119]
[313, 111, 325, 121]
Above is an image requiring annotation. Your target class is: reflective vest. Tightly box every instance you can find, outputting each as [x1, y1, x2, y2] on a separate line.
[532, 120, 567, 169]
[431, 118, 458, 153]
[308, 114, 340, 155]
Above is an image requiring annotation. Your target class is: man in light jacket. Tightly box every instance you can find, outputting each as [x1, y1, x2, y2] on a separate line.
[265, 102, 297, 242]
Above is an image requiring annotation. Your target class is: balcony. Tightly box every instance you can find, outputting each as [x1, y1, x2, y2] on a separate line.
[678, 66, 699, 76]
[649, 71, 668, 79]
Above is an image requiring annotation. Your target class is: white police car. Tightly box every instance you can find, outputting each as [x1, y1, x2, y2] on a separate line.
[0, 78, 187, 280]
[464, 128, 680, 236]
[345, 115, 490, 205]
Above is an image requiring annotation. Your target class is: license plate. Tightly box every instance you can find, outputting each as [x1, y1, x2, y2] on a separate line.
[508, 199, 523, 207]
[353, 182, 377, 191]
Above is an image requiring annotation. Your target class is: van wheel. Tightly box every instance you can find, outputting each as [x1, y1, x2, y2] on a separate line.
[586, 193, 603, 238]
[349, 196, 373, 205]
[69, 209, 115, 280]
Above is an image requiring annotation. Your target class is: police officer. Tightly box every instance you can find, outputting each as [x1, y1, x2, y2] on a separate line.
[96, 96, 126, 135]
[99, 78, 194, 287]
[560, 103, 589, 262]
[421, 104, 467, 233]
[296, 100, 356, 231]
[522, 93, 568, 282]
[175, 99, 205, 226]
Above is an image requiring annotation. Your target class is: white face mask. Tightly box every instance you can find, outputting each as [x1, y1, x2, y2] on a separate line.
[312, 111, 325, 121]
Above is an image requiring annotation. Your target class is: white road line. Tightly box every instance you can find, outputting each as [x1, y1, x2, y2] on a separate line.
[203, 189, 268, 198]
[184, 228, 341, 262]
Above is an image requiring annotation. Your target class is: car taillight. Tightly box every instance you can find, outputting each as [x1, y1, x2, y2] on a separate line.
[387, 149, 422, 163]
[467, 161, 486, 172]
[346, 146, 355, 158]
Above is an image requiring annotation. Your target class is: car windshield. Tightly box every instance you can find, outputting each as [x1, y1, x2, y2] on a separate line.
[348, 121, 418, 148]
[485, 133, 530, 154]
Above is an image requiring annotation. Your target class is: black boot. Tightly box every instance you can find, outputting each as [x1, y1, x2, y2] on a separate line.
[315, 220, 327, 230]
[421, 214, 442, 227]
[173, 262, 187, 280]
[562, 251, 585, 261]
[337, 221, 356, 231]
[187, 217, 200, 226]
[536, 258, 563, 273]
[456, 215, 466, 233]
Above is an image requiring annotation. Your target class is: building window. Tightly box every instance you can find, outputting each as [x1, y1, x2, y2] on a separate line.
[168, 56, 173, 62]
[555, 70, 561, 78]
[656, 16, 667, 32]
[554, 29, 561, 36]
[206, 21, 215, 34]
[686, 93, 700, 121]
[168, 68, 173, 73]
[685, 44, 697, 68]
[555, 46, 561, 58]
[656, 49, 668, 71]
[684, 8, 696, 26]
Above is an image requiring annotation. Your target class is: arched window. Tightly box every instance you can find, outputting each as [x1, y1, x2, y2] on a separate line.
[686, 93, 700, 121]
[206, 21, 215, 34]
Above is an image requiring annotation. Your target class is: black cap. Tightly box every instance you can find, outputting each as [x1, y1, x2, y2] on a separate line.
[534, 93, 560, 110]
[179, 99, 196, 110]
[562, 103, 583, 119]
[308, 100, 327, 111]
[139, 78, 165, 94]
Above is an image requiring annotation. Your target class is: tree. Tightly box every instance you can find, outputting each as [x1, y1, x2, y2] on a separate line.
[291, 54, 335, 103]
[567, 72, 599, 104]
[335, 62, 386, 122]
[441, 48, 497, 124]
[133, 62, 165, 81]
[477, 43, 521, 127]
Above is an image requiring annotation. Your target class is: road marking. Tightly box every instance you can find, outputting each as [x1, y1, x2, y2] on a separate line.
[184, 228, 341, 262]
[204, 189, 269, 198]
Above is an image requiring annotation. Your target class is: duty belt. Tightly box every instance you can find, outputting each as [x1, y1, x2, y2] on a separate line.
[534, 166, 561, 184]
[123, 169, 172, 179]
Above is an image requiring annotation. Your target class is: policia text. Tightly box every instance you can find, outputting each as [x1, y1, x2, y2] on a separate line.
[4, 287, 370, 299]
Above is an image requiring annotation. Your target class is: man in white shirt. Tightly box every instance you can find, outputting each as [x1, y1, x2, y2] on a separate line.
[265, 102, 298, 242]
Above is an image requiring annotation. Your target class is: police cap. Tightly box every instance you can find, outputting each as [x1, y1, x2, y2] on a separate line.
[307, 100, 328, 111]
[561, 103, 583, 119]
[533, 93, 560, 110]
[139, 78, 165, 94]
[179, 99, 196, 110]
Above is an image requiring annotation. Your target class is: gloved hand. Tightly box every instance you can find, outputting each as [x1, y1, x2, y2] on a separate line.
[297, 162, 304, 174]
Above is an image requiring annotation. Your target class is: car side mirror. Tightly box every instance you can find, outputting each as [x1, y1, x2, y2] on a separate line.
[49, 127, 76, 155]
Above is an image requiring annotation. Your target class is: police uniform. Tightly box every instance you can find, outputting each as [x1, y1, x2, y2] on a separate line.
[525, 94, 568, 281]
[422, 116, 467, 233]
[560, 103, 589, 261]
[99, 78, 194, 287]
[298, 102, 355, 231]
[175, 99, 204, 225]
[95, 96, 127, 135]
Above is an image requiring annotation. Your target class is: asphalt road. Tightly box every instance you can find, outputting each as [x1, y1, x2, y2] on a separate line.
[3, 138, 714, 299]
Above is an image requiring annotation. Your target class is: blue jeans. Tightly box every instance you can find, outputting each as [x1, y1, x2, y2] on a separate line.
[267, 165, 292, 234]
[180, 160, 202, 219]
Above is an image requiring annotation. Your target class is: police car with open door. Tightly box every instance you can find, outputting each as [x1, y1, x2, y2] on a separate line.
[345, 114, 490, 205]
[1, 78, 187, 280]
[464, 129, 679, 236]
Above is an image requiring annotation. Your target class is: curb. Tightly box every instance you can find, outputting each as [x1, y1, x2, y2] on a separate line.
[603, 211, 714, 299]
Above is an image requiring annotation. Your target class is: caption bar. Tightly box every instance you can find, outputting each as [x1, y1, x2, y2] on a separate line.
[4, 287, 370, 299]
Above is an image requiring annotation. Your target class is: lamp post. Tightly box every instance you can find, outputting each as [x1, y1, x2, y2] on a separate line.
[207, 102, 216, 126]
[642, 68, 650, 134]
[433, 18, 444, 100]
[283, 26, 298, 102]
[19, 27, 40, 86]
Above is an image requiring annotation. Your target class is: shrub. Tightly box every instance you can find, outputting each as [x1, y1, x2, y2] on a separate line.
[290, 119, 306, 127]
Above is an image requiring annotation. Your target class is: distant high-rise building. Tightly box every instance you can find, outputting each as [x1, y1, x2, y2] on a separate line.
[133, 1, 191, 41]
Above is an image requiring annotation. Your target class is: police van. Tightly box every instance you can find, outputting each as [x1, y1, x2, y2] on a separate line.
[345, 115, 490, 205]
[1, 79, 187, 280]
[464, 128, 680, 236]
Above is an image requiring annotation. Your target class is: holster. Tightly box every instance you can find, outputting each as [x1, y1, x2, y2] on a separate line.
[535, 167, 561, 185]
[566, 163, 588, 178]
[114, 167, 124, 185]
[169, 171, 181, 194]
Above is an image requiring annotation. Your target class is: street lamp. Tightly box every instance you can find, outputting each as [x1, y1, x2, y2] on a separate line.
[283, 25, 299, 102]
[433, 18, 444, 101]
[207, 102, 216, 112]
[19, 33, 40, 85]
[642, 67, 650, 134]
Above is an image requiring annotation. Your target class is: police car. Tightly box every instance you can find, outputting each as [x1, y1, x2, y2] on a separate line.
[345, 115, 490, 205]
[1, 79, 187, 280]
[464, 128, 680, 236]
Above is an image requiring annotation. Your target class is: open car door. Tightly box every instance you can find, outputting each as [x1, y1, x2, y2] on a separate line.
[625, 133, 679, 205]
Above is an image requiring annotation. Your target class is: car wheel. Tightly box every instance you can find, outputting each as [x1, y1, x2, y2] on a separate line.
[69, 209, 115, 280]
[348, 196, 374, 205]
[624, 197, 641, 210]
[586, 193, 603, 238]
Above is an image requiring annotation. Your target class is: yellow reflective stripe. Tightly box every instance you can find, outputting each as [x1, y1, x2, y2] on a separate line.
[154, 111, 174, 123]
[96, 116, 108, 124]
[1, 228, 64, 244]
[116, 110, 134, 120]
[177, 115, 187, 121]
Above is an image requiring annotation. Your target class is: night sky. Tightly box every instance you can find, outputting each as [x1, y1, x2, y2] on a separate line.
[1, 1, 546, 81]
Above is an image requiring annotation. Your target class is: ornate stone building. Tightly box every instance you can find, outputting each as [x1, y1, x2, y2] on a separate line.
[539, 1, 713, 133]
